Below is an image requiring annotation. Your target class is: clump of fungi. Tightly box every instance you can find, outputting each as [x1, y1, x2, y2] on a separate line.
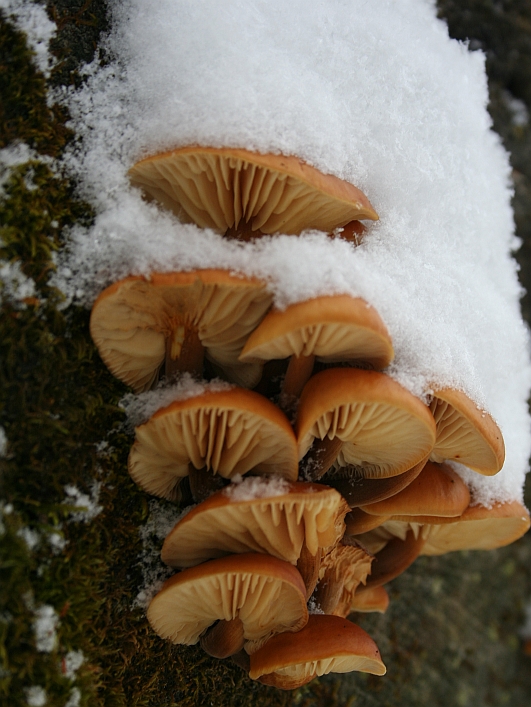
[90, 147, 530, 690]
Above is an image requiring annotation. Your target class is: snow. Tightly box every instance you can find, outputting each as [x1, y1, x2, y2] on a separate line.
[63, 483, 102, 523]
[120, 374, 233, 429]
[224, 475, 292, 502]
[0, 0, 56, 77]
[64, 688, 81, 707]
[24, 685, 47, 707]
[62, 650, 84, 679]
[38, 0, 531, 506]
[134, 499, 185, 609]
[32, 604, 59, 652]
[17, 526, 40, 550]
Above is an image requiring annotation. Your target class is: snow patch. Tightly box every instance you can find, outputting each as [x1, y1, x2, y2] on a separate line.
[63, 483, 103, 523]
[223, 475, 292, 502]
[0, 0, 56, 77]
[62, 650, 84, 680]
[32, 604, 59, 652]
[24, 685, 47, 707]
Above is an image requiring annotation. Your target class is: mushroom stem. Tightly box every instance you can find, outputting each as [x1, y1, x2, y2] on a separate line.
[305, 436, 344, 481]
[296, 543, 322, 600]
[282, 354, 316, 398]
[313, 568, 345, 615]
[165, 326, 204, 379]
[188, 464, 227, 503]
[200, 618, 245, 659]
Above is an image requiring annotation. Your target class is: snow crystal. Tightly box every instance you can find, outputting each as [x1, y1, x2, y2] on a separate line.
[0, 261, 36, 308]
[47, 531, 67, 554]
[24, 685, 47, 707]
[63, 483, 102, 523]
[134, 499, 186, 609]
[17, 526, 40, 550]
[32, 604, 59, 652]
[52, 0, 531, 505]
[224, 475, 292, 502]
[120, 374, 233, 429]
[62, 650, 84, 679]
[0, 0, 56, 77]
[64, 688, 81, 707]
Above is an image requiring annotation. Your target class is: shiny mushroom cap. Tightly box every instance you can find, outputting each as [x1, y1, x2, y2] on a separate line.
[90, 269, 272, 392]
[296, 368, 436, 478]
[361, 461, 470, 520]
[128, 387, 299, 501]
[349, 585, 390, 614]
[161, 479, 348, 567]
[249, 615, 386, 689]
[147, 553, 308, 655]
[429, 388, 505, 475]
[129, 146, 378, 236]
[239, 295, 394, 369]
[420, 500, 530, 555]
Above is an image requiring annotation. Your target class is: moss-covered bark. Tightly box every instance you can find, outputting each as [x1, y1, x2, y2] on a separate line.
[2, 1, 531, 706]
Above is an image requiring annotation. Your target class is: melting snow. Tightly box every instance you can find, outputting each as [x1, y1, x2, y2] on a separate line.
[224, 475, 292, 502]
[63, 483, 102, 523]
[24, 685, 47, 707]
[32, 604, 59, 652]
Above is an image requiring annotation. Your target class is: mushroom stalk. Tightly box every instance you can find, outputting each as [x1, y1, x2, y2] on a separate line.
[165, 325, 204, 379]
[200, 618, 245, 659]
[313, 569, 345, 615]
[282, 353, 316, 398]
[305, 436, 344, 481]
[296, 543, 322, 599]
[188, 464, 226, 503]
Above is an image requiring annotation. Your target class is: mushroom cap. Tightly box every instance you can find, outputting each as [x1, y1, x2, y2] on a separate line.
[296, 368, 436, 478]
[161, 479, 349, 567]
[147, 553, 308, 654]
[345, 507, 391, 535]
[361, 461, 470, 519]
[420, 501, 530, 555]
[318, 541, 373, 593]
[89, 269, 272, 392]
[349, 585, 390, 614]
[128, 387, 299, 500]
[249, 615, 386, 688]
[239, 295, 393, 369]
[129, 146, 378, 235]
[429, 388, 505, 475]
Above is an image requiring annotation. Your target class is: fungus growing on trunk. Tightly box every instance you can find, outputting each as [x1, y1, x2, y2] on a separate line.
[429, 388, 505, 475]
[239, 295, 394, 398]
[161, 479, 349, 598]
[248, 615, 386, 689]
[147, 553, 308, 658]
[90, 269, 273, 392]
[296, 368, 436, 480]
[129, 147, 378, 238]
[128, 387, 299, 501]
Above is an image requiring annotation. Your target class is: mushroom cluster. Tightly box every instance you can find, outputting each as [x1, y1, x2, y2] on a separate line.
[90, 147, 530, 690]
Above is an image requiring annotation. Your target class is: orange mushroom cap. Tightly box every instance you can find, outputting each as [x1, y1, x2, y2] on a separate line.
[129, 146, 378, 236]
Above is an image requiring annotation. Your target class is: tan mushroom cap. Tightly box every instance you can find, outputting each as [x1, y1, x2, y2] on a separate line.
[129, 146, 378, 236]
[162, 479, 348, 567]
[345, 507, 391, 535]
[239, 295, 394, 369]
[361, 461, 470, 519]
[420, 500, 530, 555]
[90, 269, 272, 392]
[349, 585, 390, 614]
[147, 553, 308, 654]
[128, 387, 299, 501]
[296, 368, 436, 478]
[249, 615, 386, 689]
[429, 388, 505, 475]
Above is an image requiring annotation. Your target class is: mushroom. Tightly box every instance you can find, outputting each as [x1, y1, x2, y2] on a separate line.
[161, 478, 349, 597]
[128, 387, 299, 501]
[89, 269, 273, 392]
[147, 553, 308, 658]
[429, 388, 505, 475]
[362, 529, 426, 588]
[349, 585, 390, 614]
[128, 146, 378, 238]
[239, 295, 394, 398]
[323, 456, 427, 509]
[312, 539, 373, 615]
[360, 461, 470, 522]
[420, 500, 530, 555]
[344, 507, 391, 535]
[248, 614, 386, 689]
[296, 368, 436, 480]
